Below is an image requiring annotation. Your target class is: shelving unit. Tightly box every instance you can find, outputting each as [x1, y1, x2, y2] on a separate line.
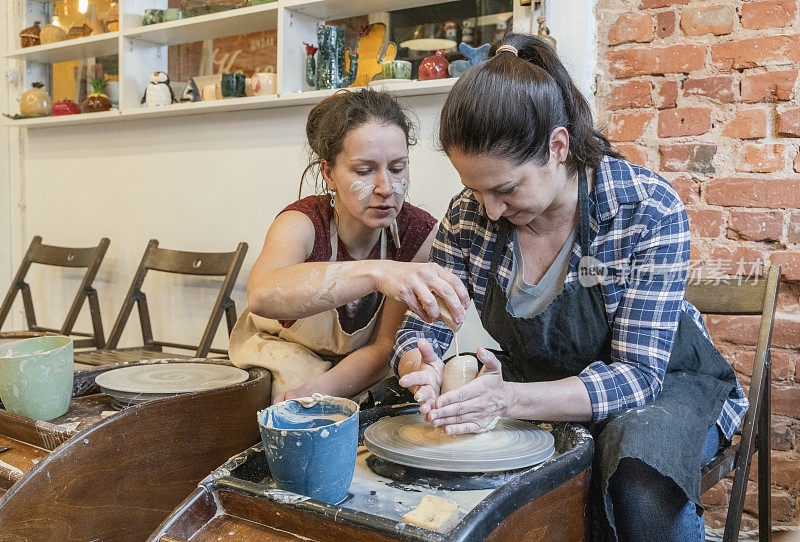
[3, 0, 513, 129]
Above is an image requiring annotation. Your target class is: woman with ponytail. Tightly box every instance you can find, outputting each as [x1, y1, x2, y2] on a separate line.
[391, 34, 747, 541]
[230, 88, 469, 406]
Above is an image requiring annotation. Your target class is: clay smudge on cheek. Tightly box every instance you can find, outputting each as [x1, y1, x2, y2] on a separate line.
[392, 178, 408, 196]
[350, 180, 375, 201]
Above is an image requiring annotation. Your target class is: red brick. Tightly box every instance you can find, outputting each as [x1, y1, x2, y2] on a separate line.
[658, 107, 712, 137]
[772, 251, 800, 281]
[706, 313, 762, 344]
[795, 149, 800, 172]
[727, 210, 783, 241]
[777, 108, 800, 137]
[656, 11, 676, 38]
[607, 111, 653, 142]
[787, 210, 800, 243]
[706, 178, 800, 208]
[740, 0, 797, 30]
[736, 144, 785, 173]
[740, 70, 798, 103]
[728, 347, 792, 380]
[701, 479, 729, 507]
[641, 0, 688, 7]
[609, 13, 655, 45]
[670, 175, 699, 204]
[773, 315, 800, 348]
[712, 35, 800, 70]
[608, 44, 705, 77]
[660, 144, 716, 173]
[744, 487, 795, 522]
[708, 246, 766, 277]
[684, 76, 735, 103]
[614, 144, 648, 166]
[772, 385, 800, 428]
[771, 421, 796, 451]
[722, 109, 767, 139]
[681, 5, 736, 36]
[608, 80, 653, 110]
[657, 79, 679, 109]
[687, 208, 724, 237]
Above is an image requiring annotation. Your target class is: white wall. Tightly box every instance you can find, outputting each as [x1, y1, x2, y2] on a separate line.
[2, 0, 596, 358]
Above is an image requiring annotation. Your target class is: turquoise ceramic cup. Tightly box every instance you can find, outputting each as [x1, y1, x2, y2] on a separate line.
[0, 336, 74, 421]
[258, 396, 359, 504]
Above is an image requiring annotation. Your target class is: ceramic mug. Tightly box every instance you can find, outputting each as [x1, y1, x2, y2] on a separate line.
[202, 83, 218, 101]
[221, 73, 246, 98]
[163, 8, 182, 21]
[250, 72, 277, 96]
[381, 60, 412, 80]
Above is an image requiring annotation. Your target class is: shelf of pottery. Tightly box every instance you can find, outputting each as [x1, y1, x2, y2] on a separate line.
[4, 0, 517, 128]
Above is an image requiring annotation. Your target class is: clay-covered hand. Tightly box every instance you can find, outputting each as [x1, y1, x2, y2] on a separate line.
[272, 386, 307, 405]
[425, 347, 508, 435]
[373, 261, 469, 324]
[398, 339, 444, 417]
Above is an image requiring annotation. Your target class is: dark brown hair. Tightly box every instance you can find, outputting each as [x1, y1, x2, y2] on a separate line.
[300, 88, 417, 198]
[439, 33, 621, 175]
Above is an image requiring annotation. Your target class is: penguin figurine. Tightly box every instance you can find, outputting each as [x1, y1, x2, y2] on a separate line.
[141, 71, 176, 106]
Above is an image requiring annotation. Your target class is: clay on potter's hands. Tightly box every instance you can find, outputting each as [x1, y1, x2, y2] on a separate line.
[440, 355, 479, 395]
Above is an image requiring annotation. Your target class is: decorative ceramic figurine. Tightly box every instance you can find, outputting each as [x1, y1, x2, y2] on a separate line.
[348, 23, 396, 87]
[66, 23, 91, 39]
[142, 72, 176, 106]
[51, 99, 81, 116]
[19, 21, 41, 47]
[448, 60, 469, 78]
[20, 83, 52, 116]
[180, 77, 201, 102]
[460, 42, 490, 66]
[39, 24, 66, 45]
[82, 76, 112, 112]
[418, 50, 449, 81]
[444, 21, 458, 41]
[87, 18, 107, 36]
[304, 25, 358, 90]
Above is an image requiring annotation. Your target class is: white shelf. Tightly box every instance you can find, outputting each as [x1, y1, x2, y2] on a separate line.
[282, 0, 455, 20]
[3, 32, 119, 63]
[6, 79, 457, 128]
[122, 4, 279, 46]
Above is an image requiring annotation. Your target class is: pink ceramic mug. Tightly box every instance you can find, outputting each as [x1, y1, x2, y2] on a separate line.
[250, 72, 277, 96]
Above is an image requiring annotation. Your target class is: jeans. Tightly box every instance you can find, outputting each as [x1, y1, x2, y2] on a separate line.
[608, 424, 724, 542]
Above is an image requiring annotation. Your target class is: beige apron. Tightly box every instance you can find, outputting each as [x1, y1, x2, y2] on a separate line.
[229, 218, 397, 400]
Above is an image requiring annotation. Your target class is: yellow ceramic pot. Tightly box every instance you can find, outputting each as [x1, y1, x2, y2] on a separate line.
[20, 83, 52, 116]
[40, 24, 66, 44]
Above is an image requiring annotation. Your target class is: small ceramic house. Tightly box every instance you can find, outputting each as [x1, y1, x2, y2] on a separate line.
[19, 21, 41, 48]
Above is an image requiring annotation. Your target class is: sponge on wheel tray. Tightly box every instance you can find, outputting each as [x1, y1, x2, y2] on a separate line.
[402, 495, 461, 533]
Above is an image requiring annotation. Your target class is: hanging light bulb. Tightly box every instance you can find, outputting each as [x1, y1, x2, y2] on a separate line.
[78, 0, 89, 14]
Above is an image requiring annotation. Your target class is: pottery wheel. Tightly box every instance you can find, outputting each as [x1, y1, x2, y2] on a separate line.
[364, 414, 554, 472]
[95, 363, 249, 407]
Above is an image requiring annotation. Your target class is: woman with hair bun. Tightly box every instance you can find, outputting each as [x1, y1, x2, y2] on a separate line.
[230, 88, 469, 406]
[392, 34, 748, 541]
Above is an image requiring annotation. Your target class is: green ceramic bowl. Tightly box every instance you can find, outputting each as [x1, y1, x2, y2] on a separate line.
[0, 336, 73, 421]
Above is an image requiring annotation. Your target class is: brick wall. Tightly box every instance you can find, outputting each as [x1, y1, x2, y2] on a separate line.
[595, 0, 800, 529]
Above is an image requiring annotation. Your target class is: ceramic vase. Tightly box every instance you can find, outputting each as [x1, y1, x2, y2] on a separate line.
[305, 25, 358, 90]
[20, 83, 52, 116]
[419, 50, 449, 81]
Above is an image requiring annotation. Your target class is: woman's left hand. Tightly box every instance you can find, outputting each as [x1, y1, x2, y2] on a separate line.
[425, 347, 510, 435]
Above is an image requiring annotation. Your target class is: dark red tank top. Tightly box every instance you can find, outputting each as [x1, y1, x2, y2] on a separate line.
[279, 194, 437, 332]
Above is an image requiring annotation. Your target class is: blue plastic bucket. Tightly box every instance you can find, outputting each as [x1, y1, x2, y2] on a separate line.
[257, 396, 359, 504]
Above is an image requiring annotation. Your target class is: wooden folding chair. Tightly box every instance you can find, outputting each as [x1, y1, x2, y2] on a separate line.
[688, 265, 780, 542]
[74, 239, 247, 366]
[0, 236, 109, 349]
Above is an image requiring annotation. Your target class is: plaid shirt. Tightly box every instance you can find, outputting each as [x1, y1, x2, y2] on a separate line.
[390, 156, 748, 440]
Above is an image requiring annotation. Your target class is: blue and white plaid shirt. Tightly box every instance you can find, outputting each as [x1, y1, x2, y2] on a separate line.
[390, 156, 747, 440]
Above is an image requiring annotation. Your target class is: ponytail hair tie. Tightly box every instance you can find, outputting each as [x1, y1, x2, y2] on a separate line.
[496, 44, 519, 56]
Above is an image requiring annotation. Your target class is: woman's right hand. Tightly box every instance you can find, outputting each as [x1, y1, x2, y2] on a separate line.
[372, 261, 470, 324]
[398, 339, 444, 419]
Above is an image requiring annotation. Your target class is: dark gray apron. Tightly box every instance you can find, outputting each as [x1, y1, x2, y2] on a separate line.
[478, 167, 738, 540]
